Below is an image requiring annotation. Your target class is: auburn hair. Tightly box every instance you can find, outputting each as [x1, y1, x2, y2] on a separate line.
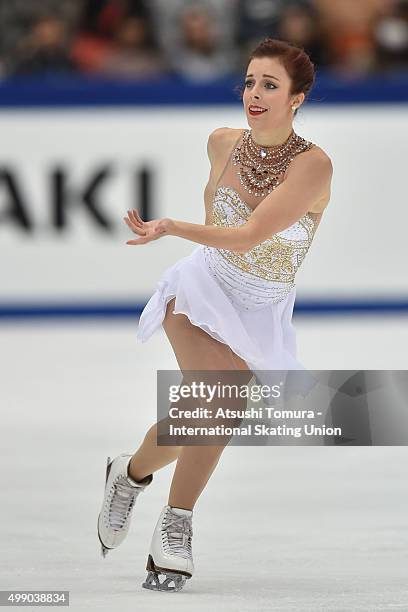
[236, 38, 316, 116]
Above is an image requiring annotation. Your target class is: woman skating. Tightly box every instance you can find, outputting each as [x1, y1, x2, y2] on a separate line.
[97, 37, 333, 593]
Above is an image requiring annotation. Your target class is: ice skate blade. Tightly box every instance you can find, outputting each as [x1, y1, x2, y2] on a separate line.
[141, 554, 191, 592]
[97, 515, 113, 557]
[105, 456, 112, 480]
[97, 455, 113, 558]
[101, 544, 110, 558]
[142, 570, 188, 592]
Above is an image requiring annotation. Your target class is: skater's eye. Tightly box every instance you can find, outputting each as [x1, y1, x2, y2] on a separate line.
[244, 80, 277, 90]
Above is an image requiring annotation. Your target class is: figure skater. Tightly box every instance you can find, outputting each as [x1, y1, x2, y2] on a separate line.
[97, 37, 333, 592]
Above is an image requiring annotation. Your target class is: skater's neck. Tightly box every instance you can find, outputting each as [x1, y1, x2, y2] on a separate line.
[250, 123, 293, 147]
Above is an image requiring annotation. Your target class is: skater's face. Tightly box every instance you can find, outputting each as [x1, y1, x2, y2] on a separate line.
[243, 57, 304, 127]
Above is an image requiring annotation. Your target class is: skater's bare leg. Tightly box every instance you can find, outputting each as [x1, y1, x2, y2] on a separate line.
[128, 297, 251, 485]
[128, 393, 200, 482]
[162, 297, 253, 511]
[128, 422, 180, 482]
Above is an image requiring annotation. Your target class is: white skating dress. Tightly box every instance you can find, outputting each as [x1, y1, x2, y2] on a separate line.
[136, 129, 323, 388]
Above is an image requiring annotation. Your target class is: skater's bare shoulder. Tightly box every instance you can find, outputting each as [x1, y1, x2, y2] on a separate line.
[207, 126, 236, 148]
[206, 128, 240, 189]
[207, 127, 241, 164]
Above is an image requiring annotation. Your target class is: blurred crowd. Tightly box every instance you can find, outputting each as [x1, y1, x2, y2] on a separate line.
[0, 0, 407, 82]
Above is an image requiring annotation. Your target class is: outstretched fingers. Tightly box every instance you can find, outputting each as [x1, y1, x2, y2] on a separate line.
[129, 209, 143, 225]
[126, 237, 149, 245]
[123, 209, 146, 236]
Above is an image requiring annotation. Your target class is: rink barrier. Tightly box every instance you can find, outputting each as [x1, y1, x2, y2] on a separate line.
[1, 298, 408, 320]
[0, 71, 407, 107]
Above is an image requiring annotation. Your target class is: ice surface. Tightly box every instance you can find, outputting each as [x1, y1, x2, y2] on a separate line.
[1, 318, 408, 611]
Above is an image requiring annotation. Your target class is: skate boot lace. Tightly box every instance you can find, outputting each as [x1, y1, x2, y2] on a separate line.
[162, 508, 193, 560]
[107, 477, 138, 531]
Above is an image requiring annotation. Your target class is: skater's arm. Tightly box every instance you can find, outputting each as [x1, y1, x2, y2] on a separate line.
[125, 128, 252, 252]
[124, 210, 251, 253]
[124, 152, 331, 252]
[170, 220, 251, 253]
[243, 149, 333, 249]
[172, 129, 249, 247]
[169, 149, 332, 250]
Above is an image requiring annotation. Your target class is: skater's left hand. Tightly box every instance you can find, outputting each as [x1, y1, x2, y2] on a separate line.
[123, 209, 174, 245]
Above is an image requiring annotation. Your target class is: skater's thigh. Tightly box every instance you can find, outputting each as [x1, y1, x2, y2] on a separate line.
[162, 297, 252, 440]
[162, 297, 252, 376]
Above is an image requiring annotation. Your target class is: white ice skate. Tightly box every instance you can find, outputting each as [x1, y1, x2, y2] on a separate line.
[97, 453, 153, 558]
[142, 505, 194, 592]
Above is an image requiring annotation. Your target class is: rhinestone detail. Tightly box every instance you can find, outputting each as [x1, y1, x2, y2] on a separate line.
[232, 129, 316, 197]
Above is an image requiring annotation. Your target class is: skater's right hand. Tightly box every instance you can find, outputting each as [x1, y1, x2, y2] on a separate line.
[123, 209, 175, 245]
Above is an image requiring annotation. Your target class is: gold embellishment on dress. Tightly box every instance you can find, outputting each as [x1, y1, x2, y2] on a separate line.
[211, 186, 316, 283]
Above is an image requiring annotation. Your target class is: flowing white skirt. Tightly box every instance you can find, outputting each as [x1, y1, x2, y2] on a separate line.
[136, 244, 308, 375]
